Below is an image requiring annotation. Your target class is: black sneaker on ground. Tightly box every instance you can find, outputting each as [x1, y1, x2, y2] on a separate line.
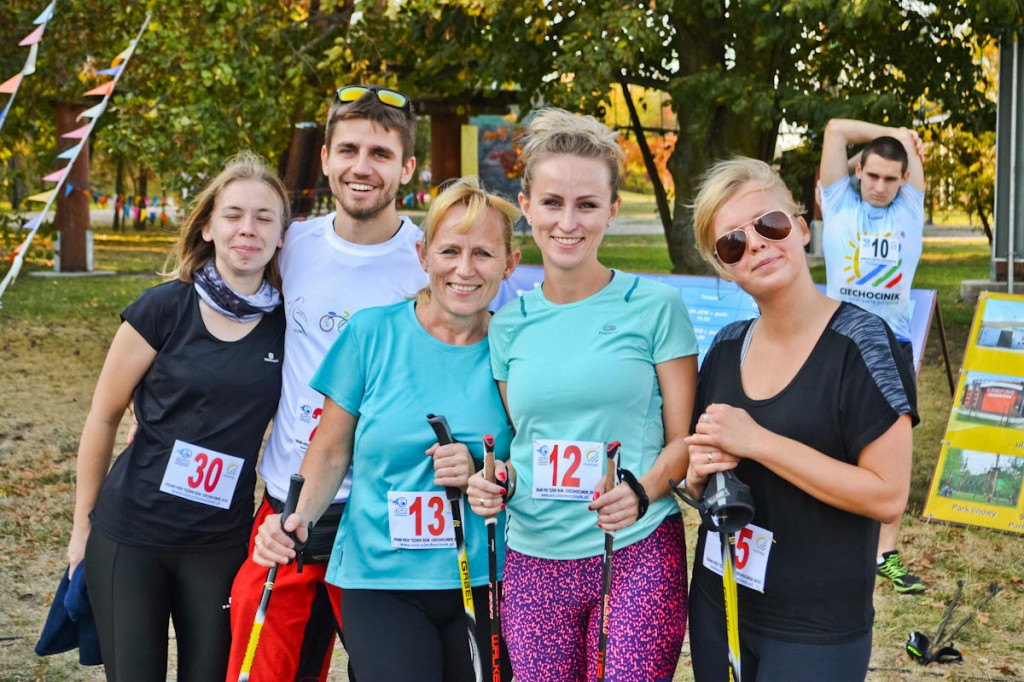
[877, 550, 927, 593]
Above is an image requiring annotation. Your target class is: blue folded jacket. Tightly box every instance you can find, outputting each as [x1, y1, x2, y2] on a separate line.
[34, 565, 102, 666]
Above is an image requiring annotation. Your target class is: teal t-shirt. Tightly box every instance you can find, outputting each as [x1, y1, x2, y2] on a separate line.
[489, 270, 698, 559]
[310, 300, 511, 589]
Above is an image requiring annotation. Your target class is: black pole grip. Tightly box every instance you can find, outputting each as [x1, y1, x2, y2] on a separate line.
[281, 473, 305, 523]
[426, 414, 460, 502]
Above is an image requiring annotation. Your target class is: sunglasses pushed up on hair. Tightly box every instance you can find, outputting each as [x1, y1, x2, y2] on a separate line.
[714, 210, 794, 265]
[335, 85, 411, 113]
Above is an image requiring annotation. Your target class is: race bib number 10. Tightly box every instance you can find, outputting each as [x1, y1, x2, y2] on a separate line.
[159, 439, 244, 509]
[387, 491, 458, 549]
[531, 439, 605, 501]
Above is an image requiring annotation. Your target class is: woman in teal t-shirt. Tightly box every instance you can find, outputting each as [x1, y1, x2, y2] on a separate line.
[252, 177, 520, 681]
[467, 108, 699, 682]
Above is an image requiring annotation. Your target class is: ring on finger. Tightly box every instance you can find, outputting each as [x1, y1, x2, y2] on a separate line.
[707, 453, 714, 464]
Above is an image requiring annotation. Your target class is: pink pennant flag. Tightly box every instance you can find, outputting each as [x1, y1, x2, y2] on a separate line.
[83, 81, 114, 97]
[0, 73, 23, 94]
[19, 25, 45, 46]
[42, 167, 69, 183]
[62, 123, 91, 139]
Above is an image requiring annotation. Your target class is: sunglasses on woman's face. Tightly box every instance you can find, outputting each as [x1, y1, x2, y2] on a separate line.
[714, 210, 794, 265]
[335, 85, 411, 113]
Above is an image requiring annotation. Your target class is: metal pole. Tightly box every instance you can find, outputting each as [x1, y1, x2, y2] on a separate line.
[1009, 38, 1019, 293]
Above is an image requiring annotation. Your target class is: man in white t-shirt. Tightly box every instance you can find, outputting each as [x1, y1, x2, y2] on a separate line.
[227, 86, 428, 681]
[819, 118, 927, 594]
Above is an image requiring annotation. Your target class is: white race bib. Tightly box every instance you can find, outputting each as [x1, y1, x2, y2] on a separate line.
[159, 439, 244, 510]
[387, 491, 458, 549]
[858, 234, 901, 269]
[531, 439, 606, 501]
[702, 522, 775, 592]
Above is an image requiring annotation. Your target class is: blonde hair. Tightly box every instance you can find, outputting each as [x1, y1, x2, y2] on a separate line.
[692, 156, 804, 271]
[415, 176, 520, 304]
[519, 108, 625, 200]
[166, 151, 290, 289]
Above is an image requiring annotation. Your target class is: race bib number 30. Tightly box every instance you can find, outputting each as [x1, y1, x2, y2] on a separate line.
[702, 522, 775, 592]
[531, 439, 605, 501]
[387, 491, 458, 549]
[159, 439, 244, 509]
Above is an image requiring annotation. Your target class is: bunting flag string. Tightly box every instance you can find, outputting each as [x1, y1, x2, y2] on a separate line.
[0, 12, 152, 306]
[0, 1, 56, 135]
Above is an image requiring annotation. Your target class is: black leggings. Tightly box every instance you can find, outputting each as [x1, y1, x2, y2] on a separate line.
[85, 529, 247, 682]
[688, 586, 872, 682]
[342, 585, 512, 682]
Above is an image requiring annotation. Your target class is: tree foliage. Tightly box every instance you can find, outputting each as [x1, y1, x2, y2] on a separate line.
[1, 0, 353, 199]
[339, 0, 1024, 272]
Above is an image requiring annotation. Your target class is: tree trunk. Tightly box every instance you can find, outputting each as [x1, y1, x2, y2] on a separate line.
[619, 81, 672, 235]
[134, 170, 148, 231]
[54, 102, 90, 272]
[282, 123, 324, 217]
[430, 111, 468, 187]
[664, 106, 778, 274]
[113, 156, 124, 232]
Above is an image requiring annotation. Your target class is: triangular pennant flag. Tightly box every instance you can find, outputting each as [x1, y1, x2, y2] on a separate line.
[23, 43, 39, 76]
[25, 189, 56, 203]
[65, 184, 74, 197]
[19, 25, 45, 46]
[0, 73, 23, 94]
[83, 81, 114, 97]
[95, 65, 123, 77]
[23, 215, 43, 231]
[78, 102, 106, 120]
[57, 144, 81, 160]
[42, 167, 69, 183]
[62, 123, 91, 139]
[34, 0, 56, 24]
[111, 46, 132, 67]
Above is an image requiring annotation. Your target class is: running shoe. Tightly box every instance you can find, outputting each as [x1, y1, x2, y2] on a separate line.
[877, 550, 927, 593]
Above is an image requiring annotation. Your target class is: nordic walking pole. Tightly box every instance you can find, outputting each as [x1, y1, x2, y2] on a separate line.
[595, 441, 620, 682]
[483, 434, 502, 682]
[427, 414, 483, 682]
[720, 529, 742, 682]
[238, 473, 304, 682]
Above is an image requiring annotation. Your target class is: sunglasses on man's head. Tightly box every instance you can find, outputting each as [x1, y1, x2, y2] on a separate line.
[335, 85, 411, 113]
[714, 210, 794, 265]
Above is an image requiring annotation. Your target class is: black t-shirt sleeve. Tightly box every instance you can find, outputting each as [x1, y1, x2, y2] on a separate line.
[837, 318, 919, 459]
[121, 281, 185, 351]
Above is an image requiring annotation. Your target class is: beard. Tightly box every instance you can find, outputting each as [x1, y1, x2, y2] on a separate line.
[335, 183, 398, 222]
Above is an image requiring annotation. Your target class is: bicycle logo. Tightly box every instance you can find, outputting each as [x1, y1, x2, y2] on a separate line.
[319, 311, 350, 333]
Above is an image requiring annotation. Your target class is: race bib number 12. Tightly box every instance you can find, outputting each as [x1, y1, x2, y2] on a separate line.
[531, 439, 605, 501]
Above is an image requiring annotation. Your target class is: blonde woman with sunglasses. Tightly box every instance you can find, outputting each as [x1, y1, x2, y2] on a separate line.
[683, 157, 918, 681]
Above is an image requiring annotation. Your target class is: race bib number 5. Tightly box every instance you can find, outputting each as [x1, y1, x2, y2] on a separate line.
[159, 439, 244, 509]
[532, 439, 605, 501]
[702, 522, 775, 592]
[387, 491, 458, 549]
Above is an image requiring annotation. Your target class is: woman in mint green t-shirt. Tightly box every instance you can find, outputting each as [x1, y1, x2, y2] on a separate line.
[252, 177, 520, 682]
[467, 108, 699, 682]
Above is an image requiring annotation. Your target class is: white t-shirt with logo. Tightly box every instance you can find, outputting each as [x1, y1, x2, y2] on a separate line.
[820, 175, 924, 342]
[259, 213, 427, 503]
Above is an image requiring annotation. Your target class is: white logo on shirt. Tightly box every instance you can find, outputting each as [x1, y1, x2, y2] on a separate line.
[264, 352, 280, 364]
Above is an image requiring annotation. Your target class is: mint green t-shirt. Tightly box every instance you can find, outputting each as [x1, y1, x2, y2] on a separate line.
[311, 300, 511, 589]
[489, 270, 698, 559]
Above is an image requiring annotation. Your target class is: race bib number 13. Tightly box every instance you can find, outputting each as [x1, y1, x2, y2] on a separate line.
[531, 439, 605, 501]
[159, 439, 244, 509]
[387, 491, 458, 549]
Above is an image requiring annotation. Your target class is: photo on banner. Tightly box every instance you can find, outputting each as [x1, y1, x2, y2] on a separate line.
[924, 292, 1024, 534]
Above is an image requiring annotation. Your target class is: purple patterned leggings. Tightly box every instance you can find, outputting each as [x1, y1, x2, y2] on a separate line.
[502, 514, 687, 682]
